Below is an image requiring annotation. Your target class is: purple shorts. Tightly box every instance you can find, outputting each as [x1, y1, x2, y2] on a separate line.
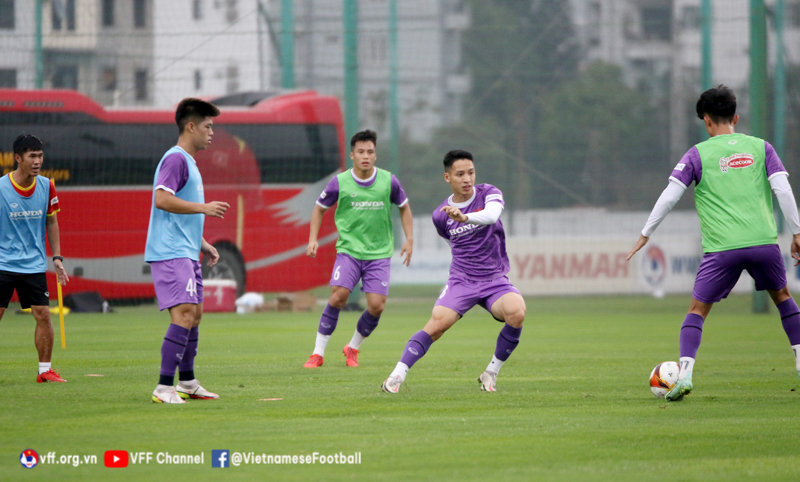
[434, 275, 521, 318]
[151, 258, 204, 311]
[693, 244, 787, 303]
[330, 253, 391, 296]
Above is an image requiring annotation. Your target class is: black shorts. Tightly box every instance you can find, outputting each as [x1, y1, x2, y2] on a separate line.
[0, 270, 50, 309]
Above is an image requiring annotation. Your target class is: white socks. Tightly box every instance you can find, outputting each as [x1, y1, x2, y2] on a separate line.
[486, 355, 504, 374]
[390, 362, 409, 382]
[792, 344, 800, 371]
[313, 333, 331, 356]
[38, 362, 51, 375]
[679, 357, 695, 380]
[348, 331, 366, 350]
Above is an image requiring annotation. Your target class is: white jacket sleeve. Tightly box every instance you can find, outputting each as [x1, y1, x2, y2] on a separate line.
[465, 201, 504, 225]
[769, 172, 800, 235]
[641, 180, 687, 237]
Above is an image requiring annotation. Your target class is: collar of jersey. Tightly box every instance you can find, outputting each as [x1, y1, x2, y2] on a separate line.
[9, 172, 36, 191]
[174, 145, 197, 164]
[448, 188, 476, 209]
[349, 167, 377, 185]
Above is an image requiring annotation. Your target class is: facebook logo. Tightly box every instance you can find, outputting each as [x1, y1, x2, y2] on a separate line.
[211, 450, 229, 468]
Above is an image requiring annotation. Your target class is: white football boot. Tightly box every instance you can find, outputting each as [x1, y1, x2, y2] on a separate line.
[478, 371, 497, 392]
[152, 384, 187, 404]
[176, 379, 219, 400]
[381, 375, 403, 394]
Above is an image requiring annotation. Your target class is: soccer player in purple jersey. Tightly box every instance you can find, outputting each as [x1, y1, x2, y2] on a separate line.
[303, 130, 413, 368]
[145, 99, 230, 404]
[382, 150, 526, 393]
[628, 86, 800, 401]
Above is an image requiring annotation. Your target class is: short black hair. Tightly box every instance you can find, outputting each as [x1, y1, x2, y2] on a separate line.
[350, 130, 377, 150]
[13, 134, 43, 156]
[443, 149, 473, 171]
[696, 85, 737, 124]
[175, 98, 220, 134]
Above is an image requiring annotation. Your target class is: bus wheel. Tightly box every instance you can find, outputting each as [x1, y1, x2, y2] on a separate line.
[203, 245, 246, 297]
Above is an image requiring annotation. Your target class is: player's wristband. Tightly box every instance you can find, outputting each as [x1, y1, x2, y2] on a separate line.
[52, 256, 64, 262]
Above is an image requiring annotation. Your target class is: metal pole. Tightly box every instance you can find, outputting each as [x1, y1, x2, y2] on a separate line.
[751, 0, 770, 313]
[343, 0, 359, 140]
[281, 0, 295, 88]
[774, 0, 786, 159]
[388, 0, 400, 176]
[700, 0, 713, 140]
[35, 0, 43, 88]
[343, 0, 362, 308]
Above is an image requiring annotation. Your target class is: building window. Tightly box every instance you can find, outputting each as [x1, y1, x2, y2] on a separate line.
[52, 0, 76, 31]
[0, 0, 14, 29]
[789, 2, 800, 29]
[681, 6, 699, 30]
[193, 0, 203, 20]
[194, 69, 202, 90]
[587, 1, 601, 47]
[641, 6, 671, 41]
[53, 66, 79, 90]
[101, 67, 117, 91]
[134, 0, 146, 28]
[102, 0, 115, 26]
[226, 0, 238, 23]
[0, 69, 16, 88]
[135, 69, 148, 100]
[226, 64, 239, 94]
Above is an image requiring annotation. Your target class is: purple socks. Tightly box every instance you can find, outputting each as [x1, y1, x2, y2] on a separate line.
[399, 330, 433, 368]
[178, 326, 199, 382]
[356, 310, 380, 337]
[679, 313, 705, 359]
[159, 324, 189, 386]
[495, 324, 522, 361]
[318, 304, 340, 336]
[777, 298, 800, 345]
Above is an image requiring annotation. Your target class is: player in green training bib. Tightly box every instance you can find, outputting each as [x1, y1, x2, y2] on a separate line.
[303, 130, 414, 368]
[628, 85, 800, 401]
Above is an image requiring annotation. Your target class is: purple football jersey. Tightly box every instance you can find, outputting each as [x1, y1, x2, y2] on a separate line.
[433, 184, 509, 282]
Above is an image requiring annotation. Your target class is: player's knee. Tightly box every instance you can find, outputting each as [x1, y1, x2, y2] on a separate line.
[769, 286, 792, 305]
[329, 292, 348, 308]
[31, 307, 51, 324]
[367, 303, 385, 317]
[505, 309, 524, 328]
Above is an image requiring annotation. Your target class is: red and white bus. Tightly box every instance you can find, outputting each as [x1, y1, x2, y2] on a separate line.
[0, 89, 345, 299]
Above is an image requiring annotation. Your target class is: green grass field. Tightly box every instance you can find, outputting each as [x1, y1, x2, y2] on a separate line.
[2, 290, 800, 481]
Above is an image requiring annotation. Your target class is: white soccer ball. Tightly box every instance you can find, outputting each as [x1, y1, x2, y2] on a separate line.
[649, 361, 680, 398]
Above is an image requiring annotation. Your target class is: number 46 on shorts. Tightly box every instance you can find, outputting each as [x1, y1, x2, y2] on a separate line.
[186, 278, 197, 297]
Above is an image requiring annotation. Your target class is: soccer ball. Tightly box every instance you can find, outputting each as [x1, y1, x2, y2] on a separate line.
[649, 361, 680, 398]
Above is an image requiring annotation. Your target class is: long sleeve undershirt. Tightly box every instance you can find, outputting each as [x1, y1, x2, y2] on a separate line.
[465, 201, 504, 225]
[641, 173, 800, 237]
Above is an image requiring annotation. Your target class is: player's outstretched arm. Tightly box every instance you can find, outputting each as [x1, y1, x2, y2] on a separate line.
[769, 174, 800, 266]
[398, 203, 414, 266]
[154, 190, 230, 218]
[306, 204, 328, 258]
[201, 238, 220, 267]
[45, 213, 69, 285]
[626, 234, 649, 261]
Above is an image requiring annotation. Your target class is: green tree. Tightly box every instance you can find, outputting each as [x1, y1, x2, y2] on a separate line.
[459, 0, 580, 209]
[538, 62, 664, 208]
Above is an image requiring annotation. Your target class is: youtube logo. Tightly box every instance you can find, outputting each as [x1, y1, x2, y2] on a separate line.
[104, 450, 128, 468]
